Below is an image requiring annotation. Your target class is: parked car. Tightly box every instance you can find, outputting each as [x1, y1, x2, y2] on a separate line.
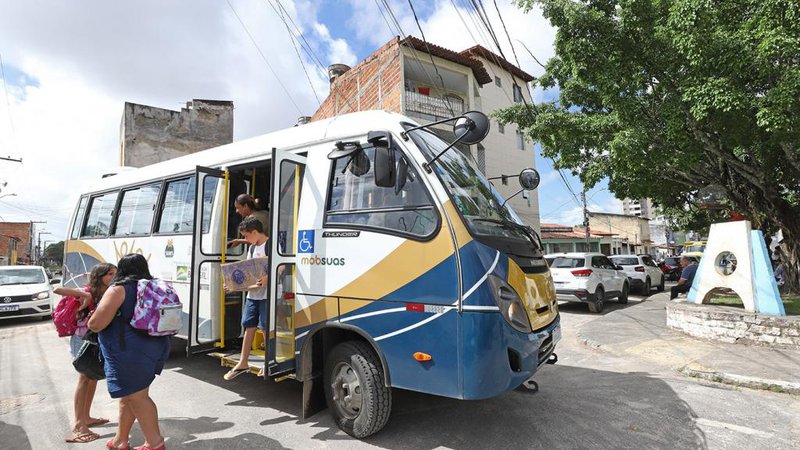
[610, 254, 665, 295]
[0, 265, 56, 321]
[546, 252, 629, 313]
[660, 256, 682, 281]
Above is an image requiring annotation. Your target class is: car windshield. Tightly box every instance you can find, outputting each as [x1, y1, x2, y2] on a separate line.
[550, 257, 585, 269]
[685, 245, 705, 253]
[406, 128, 532, 243]
[612, 257, 639, 265]
[0, 268, 46, 285]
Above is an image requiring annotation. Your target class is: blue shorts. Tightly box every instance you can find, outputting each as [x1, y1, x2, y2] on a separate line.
[242, 298, 267, 330]
[69, 334, 84, 359]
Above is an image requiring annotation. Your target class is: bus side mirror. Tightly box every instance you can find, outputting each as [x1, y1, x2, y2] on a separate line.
[518, 168, 540, 190]
[453, 111, 490, 145]
[374, 145, 396, 188]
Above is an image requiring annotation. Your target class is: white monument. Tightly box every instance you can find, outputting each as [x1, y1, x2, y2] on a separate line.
[687, 220, 785, 316]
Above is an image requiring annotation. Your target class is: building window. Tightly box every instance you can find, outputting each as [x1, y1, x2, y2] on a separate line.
[513, 83, 523, 103]
[516, 130, 525, 150]
[498, 122, 505, 134]
[477, 144, 486, 173]
[495, 76, 502, 87]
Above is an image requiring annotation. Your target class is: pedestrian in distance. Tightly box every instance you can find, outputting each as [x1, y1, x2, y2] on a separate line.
[55, 263, 117, 444]
[227, 193, 269, 248]
[223, 216, 270, 380]
[670, 256, 699, 300]
[88, 254, 170, 450]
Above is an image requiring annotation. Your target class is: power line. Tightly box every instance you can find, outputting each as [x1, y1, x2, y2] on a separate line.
[406, 0, 455, 116]
[225, 0, 302, 115]
[267, 0, 321, 105]
[0, 53, 19, 157]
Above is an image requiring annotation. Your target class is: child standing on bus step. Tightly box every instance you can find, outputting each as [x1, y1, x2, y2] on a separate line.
[224, 216, 270, 380]
[227, 194, 270, 248]
[55, 263, 117, 444]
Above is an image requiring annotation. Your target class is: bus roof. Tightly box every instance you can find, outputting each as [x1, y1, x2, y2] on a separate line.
[86, 110, 413, 194]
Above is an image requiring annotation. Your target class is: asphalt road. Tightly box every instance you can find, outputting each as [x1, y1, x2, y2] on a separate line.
[1, 286, 798, 449]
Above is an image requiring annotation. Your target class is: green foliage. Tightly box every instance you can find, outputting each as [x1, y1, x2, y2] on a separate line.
[500, 0, 800, 233]
[43, 241, 64, 264]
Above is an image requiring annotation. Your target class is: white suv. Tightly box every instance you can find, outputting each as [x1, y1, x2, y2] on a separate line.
[609, 254, 665, 295]
[545, 253, 629, 313]
[0, 265, 55, 321]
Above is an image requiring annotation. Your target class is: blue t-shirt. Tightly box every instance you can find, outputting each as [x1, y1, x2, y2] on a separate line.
[680, 263, 698, 286]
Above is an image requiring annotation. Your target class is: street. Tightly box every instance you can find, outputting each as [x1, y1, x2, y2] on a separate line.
[2, 284, 798, 449]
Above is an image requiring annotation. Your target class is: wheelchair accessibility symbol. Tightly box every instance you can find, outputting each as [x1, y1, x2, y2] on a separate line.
[298, 230, 315, 253]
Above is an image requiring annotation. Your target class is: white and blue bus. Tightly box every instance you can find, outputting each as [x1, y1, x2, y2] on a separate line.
[63, 110, 560, 437]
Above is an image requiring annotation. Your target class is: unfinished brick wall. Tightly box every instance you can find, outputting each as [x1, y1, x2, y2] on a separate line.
[0, 222, 32, 264]
[312, 39, 403, 121]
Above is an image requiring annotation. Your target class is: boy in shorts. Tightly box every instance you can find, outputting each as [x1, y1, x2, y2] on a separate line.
[224, 216, 270, 380]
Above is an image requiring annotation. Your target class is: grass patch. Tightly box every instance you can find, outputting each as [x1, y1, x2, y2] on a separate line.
[710, 295, 800, 315]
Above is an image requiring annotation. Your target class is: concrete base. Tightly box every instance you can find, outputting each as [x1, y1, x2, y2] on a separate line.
[667, 301, 800, 349]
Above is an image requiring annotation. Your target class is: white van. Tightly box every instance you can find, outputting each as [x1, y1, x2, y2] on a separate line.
[63, 110, 560, 437]
[0, 265, 55, 320]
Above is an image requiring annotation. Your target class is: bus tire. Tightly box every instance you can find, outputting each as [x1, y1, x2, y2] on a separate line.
[324, 340, 391, 438]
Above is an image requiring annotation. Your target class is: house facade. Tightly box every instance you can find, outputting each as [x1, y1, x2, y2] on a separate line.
[311, 36, 541, 231]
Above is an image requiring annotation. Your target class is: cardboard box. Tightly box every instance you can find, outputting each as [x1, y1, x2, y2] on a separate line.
[221, 257, 270, 291]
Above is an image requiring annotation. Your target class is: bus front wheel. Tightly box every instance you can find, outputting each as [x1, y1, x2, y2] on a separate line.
[324, 341, 392, 438]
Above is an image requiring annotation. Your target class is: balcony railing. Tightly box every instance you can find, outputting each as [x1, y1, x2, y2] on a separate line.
[404, 91, 465, 121]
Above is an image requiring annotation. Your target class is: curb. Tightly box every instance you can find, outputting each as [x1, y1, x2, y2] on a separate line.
[680, 366, 800, 395]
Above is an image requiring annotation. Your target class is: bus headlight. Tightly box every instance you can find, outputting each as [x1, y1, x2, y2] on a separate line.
[33, 291, 50, 300]
[487, 275, 532, 334]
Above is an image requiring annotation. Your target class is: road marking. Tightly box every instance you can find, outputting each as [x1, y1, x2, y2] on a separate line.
[695, 418, 773, 439]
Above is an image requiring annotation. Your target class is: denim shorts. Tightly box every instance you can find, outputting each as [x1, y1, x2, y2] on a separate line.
[69, 334, 84, 359]
[242, 298, 267, 330]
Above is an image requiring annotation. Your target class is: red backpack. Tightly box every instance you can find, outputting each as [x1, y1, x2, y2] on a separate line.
[52, 296, 81, 337]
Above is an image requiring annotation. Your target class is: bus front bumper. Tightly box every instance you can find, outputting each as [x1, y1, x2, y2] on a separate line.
[461, 312, 561, 400]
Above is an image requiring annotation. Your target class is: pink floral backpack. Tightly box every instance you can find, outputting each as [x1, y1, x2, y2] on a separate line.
[130, 278, 183, 336]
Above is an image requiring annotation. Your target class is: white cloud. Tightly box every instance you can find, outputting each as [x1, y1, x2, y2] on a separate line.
[0, 0, 359, 242]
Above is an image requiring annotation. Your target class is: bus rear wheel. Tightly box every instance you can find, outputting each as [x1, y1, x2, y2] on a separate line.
[324, 341, 391, 438]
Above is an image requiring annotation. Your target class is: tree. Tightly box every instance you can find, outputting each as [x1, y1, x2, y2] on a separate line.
[43, 241, 64, 266]
[497, 0, 800, 290]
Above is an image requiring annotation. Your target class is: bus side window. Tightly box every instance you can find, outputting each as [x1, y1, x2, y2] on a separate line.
[82, 191, 119, 238]
[113, 182, 161, 236]
[70, 196, 89, 240]
[326, 147, 438, 239]
[157, 177, 196, 234]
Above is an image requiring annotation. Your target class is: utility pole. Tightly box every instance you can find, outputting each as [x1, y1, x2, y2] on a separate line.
[37, 231, 51, 264]
[30, 221, 46, 264]
[582, 189, 590, 250]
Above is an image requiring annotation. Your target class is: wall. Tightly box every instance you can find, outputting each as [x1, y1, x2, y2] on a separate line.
[589, 212, 651, 253]
[120, 99, 234, 168]
[312, 39, 402, 121]
[0, 222, 32, 264]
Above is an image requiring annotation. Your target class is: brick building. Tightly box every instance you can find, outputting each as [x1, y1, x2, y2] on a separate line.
[312, 36, 541, 231]
[0, 222, 33, 265]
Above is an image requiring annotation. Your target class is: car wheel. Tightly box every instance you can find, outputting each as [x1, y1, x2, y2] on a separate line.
[657, 274, 665, 292]
[325, 341, 392, 438]
[618, 283, 629, 304]
[641, 278, 651, 296]
[588, 287, 605, 313]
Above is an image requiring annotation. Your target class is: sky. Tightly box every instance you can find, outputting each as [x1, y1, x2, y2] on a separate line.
[0, 0, 621, 245]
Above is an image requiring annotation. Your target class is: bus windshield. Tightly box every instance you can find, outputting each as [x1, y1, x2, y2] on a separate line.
[406, 128, 532, 244]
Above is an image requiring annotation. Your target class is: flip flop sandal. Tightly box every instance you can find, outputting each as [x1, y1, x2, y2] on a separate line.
[65, 431, 100, 443]
[106, 439, 131, 450]
[223, 367, 249, 380]
[88, 418, 110, 426]
[134, 439, 165, 450]
[257, 367, 265, 377]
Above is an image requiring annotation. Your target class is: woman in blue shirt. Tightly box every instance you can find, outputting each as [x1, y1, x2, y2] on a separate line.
[89, 254, 170, 450]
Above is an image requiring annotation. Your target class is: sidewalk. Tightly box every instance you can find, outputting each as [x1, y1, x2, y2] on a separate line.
[577, 292, 800, 394]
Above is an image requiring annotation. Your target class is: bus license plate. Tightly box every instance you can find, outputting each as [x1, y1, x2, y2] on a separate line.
[0, 305, 20, 312]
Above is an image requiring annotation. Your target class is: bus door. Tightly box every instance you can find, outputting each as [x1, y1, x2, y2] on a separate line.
[188, 166, 243, 353]
[268, 149, 306, 377]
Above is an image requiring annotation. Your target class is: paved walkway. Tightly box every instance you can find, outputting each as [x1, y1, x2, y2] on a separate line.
[578, 292, 800, 394]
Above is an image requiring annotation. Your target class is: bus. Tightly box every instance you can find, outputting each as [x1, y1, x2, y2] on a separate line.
[62, 110, 560, 438]
[682, 240, 707, 259]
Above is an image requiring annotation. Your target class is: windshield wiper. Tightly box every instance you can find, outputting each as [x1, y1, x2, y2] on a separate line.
[471, 218, 541, 249]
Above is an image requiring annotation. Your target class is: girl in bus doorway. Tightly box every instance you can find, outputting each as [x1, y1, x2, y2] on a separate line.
[55, 263, 117, 444]
[224, 216, 270, 380]
[227, 194, 269, 248]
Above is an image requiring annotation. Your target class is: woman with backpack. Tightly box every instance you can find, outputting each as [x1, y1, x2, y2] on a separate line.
[89, 254, 170, 450]
[54, 263, 117, 444]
